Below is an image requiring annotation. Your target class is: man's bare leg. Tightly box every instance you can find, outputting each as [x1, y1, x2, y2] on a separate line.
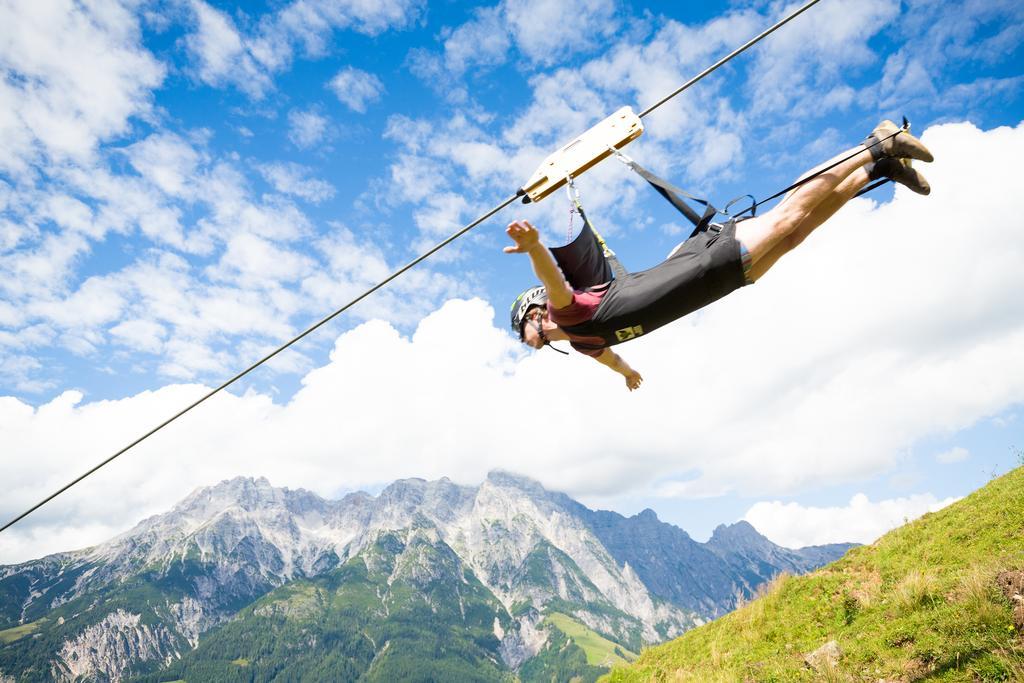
[746, 167, 870, 281]
[734, 120, 932, 281]
[735, 145, 873, 268]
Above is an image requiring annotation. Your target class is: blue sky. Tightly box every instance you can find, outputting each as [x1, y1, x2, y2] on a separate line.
[1, 0, 1023, 563]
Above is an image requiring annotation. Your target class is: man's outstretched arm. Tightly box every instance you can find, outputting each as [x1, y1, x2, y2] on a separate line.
[504, 220, 573, 308]
[594, 348, 643, 391]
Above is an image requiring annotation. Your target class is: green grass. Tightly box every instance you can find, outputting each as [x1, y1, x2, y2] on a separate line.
[604, 466, 1024, 682]
[0, 617, 46, 644]
[547, 612, 637, 667]
[230, 657, 250, 667]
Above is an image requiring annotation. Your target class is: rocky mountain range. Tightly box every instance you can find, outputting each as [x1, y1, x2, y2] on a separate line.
[0, 472, 854, 682]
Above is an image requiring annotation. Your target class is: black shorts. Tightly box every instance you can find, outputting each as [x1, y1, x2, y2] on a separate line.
[570, 221, 749, 345]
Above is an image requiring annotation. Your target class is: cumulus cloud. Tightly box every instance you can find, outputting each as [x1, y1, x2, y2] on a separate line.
[409, 5, 510, 80]
[257, 162, 336, 202]
[873, 0, 1024, 114]
[0, 115, 461, 392]
[328, 66, 385, 113]
[184, 0, 272, 97]
[181, 0, 422, 96]
[743, 492, 961, 548]
[125, 132, 203, 198]
[0, 0, 164, 175]
[503, 0, 620, 66]
[287, 109, 330, 149]
[0, 0, 462, 397]
[3, 121, 1024, 563]
[746, 0, 898, 117]
[0, 149, 463, 392]
[408, 0, 619, 88]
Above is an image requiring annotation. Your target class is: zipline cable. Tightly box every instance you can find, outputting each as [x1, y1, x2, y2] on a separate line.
[0, 195, 520, 534]
[638, 0, 824, 119]
[1, 0, 828, 534]
[731, 127, 904, 219]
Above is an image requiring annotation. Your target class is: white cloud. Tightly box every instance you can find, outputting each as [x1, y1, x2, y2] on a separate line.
[60, 163, 189, 250]
[328, 66, 385, 113]
[31, 275, 127, 330]
[0, 230, 90, 300]
[746, 0, 898, 117]
[743, 493, 961, 548]
[209, 233, 315, 287]
[0, 354, 53, 395]
[267, 0, 424, 51]
[0, 214, 39, 252]
[109, 319, 167, 354]
[4, 121, 1024, 561]
[258, 162, 336, 202]
[125, 132, 202, 198]
[0, 0, 164, 175]
[412, 0, 619, 82]
[287, 109, 330, 149]
[182, 0, 422, 95]
[686, 129, 742, 180]
[300, 225, 468, 325]
[936, 446, 970, 464]
[0, 125, 465, 390]
[184, 0, 271, 97]
[872, 0, 1024, 114]
[433, 6, 511, 76]
[503, 0, 619, 66]
[0, 0, 456, 395]
[193, 162, 312, 243]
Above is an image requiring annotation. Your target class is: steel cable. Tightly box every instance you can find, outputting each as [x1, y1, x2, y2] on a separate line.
[1, 0, 828, 533]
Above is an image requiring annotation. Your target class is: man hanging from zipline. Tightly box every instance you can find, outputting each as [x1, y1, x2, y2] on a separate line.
[506, 120, 934, 391]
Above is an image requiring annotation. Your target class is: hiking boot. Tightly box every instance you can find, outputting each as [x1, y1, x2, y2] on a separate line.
[868, 158, 931, 195]
[864, 120, 934, 163]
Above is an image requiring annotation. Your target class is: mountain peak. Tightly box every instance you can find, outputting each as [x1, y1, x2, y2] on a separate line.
[636, 508, 660, 523]
[708, 524, 770, 557]
[709, 520, 763, 543]
[485, 469, 547, 494]
[174, 476, 286, 514]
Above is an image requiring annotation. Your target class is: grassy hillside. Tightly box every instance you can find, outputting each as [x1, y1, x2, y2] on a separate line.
[546, 613, 637, 667]
[0, 618, 46, 645]
[605, 466, 1024, 682]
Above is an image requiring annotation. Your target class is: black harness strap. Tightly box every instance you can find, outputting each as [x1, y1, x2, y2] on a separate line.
[606, 148, 759, 238]
[617, 125, 908, 229]
[614, 155, 717, 237]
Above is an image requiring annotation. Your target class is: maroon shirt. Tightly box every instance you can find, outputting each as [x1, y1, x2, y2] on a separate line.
[548, 288, 609, 357]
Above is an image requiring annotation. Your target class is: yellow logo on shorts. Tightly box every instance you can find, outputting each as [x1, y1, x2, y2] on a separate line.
[615, 325, 644, 341]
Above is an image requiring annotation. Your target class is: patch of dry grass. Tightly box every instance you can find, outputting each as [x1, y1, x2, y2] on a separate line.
[893, 569, 941, 612]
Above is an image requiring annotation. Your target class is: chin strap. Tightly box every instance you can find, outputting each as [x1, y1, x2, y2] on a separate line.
[529, 317, 570, 355]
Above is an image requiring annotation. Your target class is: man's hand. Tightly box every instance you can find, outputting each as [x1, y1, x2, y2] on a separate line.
[595, 349, 643, 391]
[504, 219, 574, 308]
[504, 220, 540, 254]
